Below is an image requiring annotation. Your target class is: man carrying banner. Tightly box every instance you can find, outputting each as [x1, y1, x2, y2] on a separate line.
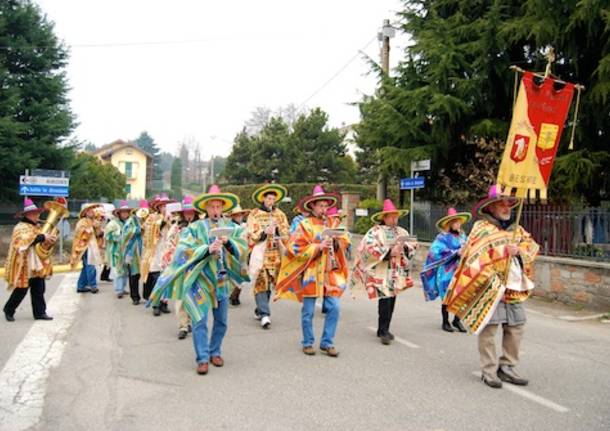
[3, 198, 59, 321]
[444, 186, 539, 388]
[420, 208, 470, 333]
[105, 201, 132, 299]
[275, 185, 350, 357]
[70, 203, 103, 294]
[247, 184, 289, 329]
[351, 199, 418, 345]
[148, 186, 248, 375]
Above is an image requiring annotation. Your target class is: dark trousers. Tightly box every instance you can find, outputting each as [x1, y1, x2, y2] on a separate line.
[377, 296, 397, 336]
[128, 265, 141, 301]
[143, 271, 160, 300]
[3, 277, 47, 318]
[100, 265, 111, 281]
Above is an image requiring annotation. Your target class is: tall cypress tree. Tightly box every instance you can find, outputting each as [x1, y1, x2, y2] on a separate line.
[0, 0, 75, 201]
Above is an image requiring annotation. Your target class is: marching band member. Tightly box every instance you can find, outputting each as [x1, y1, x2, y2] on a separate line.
[148, 186, 248, 375]
[226, 205, 250, 306]
[421, 208, 471, 333]
[351, 199, 418, 345]
[3, 198, 60, 321]
[104, 201, 132, 299]
[275, 185, 350, 357]
[164, 196, 198, 339]
[246, 184, 289, 329]
[70, 203, 103, 294]
[122, 200, 147, 305]
[444, 186, 539, 389]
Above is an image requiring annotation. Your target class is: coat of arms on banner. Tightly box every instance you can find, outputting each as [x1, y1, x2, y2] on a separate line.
[510, 135, 530, 163]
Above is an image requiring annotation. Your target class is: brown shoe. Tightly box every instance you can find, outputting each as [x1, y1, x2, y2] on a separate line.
[211, 356, 224, 367]
[302, 346, 316, 356]
[320, 346, 339, 357]
[196, 362, 209, 375]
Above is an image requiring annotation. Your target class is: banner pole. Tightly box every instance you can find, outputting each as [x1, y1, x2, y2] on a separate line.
[503, 198, 525, 285]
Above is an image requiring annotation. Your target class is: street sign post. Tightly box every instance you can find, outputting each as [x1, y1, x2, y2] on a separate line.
[399, 177, 425, 190]
[19, 174, 70, 197]
[403, 159, 431, 234]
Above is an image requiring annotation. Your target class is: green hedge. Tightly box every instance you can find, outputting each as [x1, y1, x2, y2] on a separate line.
[221, 183, 399, 214]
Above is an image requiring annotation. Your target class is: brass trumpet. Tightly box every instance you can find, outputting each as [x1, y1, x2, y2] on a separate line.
[36, 200, 69, 260]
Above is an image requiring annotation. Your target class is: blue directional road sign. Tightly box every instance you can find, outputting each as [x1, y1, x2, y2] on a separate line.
[400, 177, 425, 190]
[19, 185, 69, 197]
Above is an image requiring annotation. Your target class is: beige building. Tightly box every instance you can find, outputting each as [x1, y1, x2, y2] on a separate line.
[93, 140, 152, 199]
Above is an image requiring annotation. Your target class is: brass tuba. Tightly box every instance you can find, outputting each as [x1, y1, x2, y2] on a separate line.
[36, 200, 70, 260]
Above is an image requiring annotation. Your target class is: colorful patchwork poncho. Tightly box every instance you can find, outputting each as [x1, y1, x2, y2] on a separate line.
[351, 224, 415, 300]
[420, 231, 467, 301]
[148, 218, 248, 324]
[70, 217, 103, 267]
[275, 216, 350, 302]
[121, 215, 143, 275]
[4, 221, 52, 289]
[443, 217, 539, 334]
[247, 207, 289, 294]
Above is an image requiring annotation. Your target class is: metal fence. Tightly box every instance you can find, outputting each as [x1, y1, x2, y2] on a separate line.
[401, 203, 610, 262]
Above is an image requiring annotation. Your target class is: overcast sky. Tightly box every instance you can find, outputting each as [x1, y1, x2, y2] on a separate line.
[36, 0, 409, 158]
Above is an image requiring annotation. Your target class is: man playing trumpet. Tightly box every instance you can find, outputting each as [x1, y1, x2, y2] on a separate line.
[247, 184, 289, 329]
[275, 185, 350, 357]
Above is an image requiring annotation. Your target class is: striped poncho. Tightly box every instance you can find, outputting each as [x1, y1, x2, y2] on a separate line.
[443, 217, 539, 334]
[148, 218, 248, 324]
[275, 216, 350, 302]
[420, 231, 467, 301]
[121, 215, 143, 275]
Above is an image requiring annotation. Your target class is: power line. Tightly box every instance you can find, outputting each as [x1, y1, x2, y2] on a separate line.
[298, 35, 378, 109]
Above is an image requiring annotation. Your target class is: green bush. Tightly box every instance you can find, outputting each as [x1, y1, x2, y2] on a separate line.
[353, 198, 383, 234]
[222, 183, 392, 215]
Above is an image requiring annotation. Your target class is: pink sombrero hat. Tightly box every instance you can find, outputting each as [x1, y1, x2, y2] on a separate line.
[299, 185, 339, 212]
[371, 199, 408, 224]
[151, 193, 176, 210]
[472, 185, 519, 218]
[16, 198, 44, 218]
[113, 200, 133, 217]
[436, 207, 471, 231]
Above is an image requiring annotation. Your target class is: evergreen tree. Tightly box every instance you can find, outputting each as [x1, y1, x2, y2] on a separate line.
[357, 0, 610, 205]
[0, 0, 75, 201]
[134, 131, 162, 181]
[69, 153, 126, 200]
[170, 157, 182, 200]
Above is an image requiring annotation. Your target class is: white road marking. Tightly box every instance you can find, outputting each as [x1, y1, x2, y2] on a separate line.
[558, 313, 605, 322]
[0, 273, 81, 431]
[367, 327, 421, 349]
[471, 372, 569, 413]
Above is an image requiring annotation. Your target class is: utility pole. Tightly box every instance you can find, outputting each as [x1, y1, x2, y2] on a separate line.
[376, 19, 395, 202]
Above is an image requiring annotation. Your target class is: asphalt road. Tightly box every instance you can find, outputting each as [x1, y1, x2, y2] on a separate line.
[1, 272, 609, 431]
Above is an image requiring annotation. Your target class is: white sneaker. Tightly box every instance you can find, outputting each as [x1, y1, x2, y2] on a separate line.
[261, 316, 271, 329]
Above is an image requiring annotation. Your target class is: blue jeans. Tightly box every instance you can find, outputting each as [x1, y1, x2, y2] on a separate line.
[113, 275, 128, 294]
[192, 297, 228, 364]
[255, 291, 271, 317]
[77, 251, 97, 291]
[301, 296, 340, 349]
